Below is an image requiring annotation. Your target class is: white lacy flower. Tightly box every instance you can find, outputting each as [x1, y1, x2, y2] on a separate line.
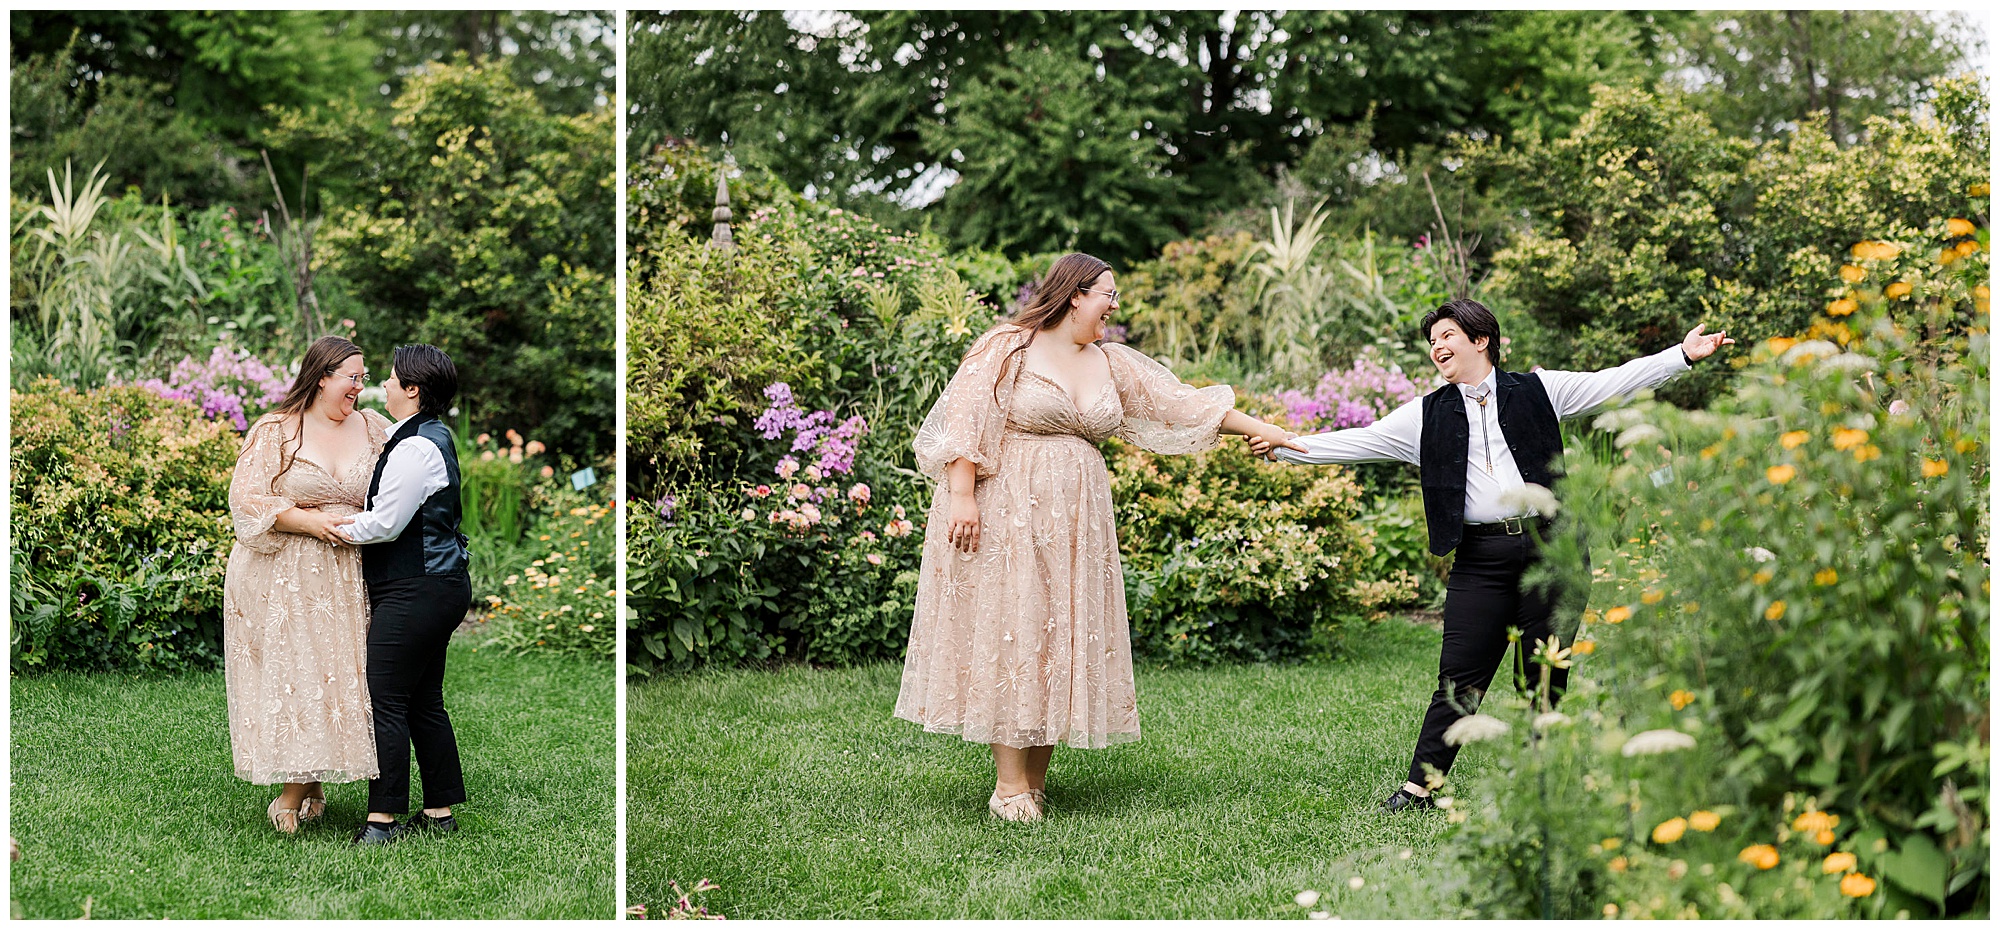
[1887, 399, 1911, 416]
[1308, 911, 1333, 920]
[1442, 713, 1512, 746]
[1347, 876, 1366, 890]
[1533, 711, 1573, 731]
[1614, 423, 1665, 449]
[1780, 340, 1841, 364]
[1819, 352, 1878, 372]
[1296, 890, 1321, 908]
[1498, 483, 1561, 516]
[1622, 729, 1697, 756]
[1744, 546, 1776, 563]
[1593, 406, 1648, 432]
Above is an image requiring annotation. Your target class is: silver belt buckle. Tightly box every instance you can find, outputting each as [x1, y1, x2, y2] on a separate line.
[1502, 516, 1525, 535]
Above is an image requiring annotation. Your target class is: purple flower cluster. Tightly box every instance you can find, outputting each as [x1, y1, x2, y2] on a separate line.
[1272, 349, 1421, 432]
[132, 346, 290, 431]
[754, 382, 870, 476]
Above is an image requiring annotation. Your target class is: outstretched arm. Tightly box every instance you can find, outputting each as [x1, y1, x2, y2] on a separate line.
[1221, 410, 1307, 456]
[1540, 324, 1735, 419]
[1252, 398, 1423, 465]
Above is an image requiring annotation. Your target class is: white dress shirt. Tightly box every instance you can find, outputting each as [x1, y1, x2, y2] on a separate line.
[338, 415, 452, 545]
[1275, 346, 1691, 523]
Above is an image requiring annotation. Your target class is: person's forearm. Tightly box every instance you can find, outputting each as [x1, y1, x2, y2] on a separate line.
[945, 457, 977, 499]
[270, 505, 317, 536]
[1220, 409, 1274, 437]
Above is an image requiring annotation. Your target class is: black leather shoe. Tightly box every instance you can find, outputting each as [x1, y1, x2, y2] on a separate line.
[352, 820, 404, 846]
[402, 811, 459, 834]
[1380, 788, 1438, 813]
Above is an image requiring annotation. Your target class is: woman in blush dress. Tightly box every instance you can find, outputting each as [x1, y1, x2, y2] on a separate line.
[224, 335, 390, 833]
[895, 252, 1306, 821]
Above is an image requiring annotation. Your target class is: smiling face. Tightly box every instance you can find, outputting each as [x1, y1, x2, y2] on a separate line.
[315, 354, 366, 420]
[1427, 317, 1493, 385]
[382, 366, 421, 420]
[1066, 270, 1119, 344]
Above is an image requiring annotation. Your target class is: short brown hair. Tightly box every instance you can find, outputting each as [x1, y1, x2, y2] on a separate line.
[1420, 298, 1503, 368]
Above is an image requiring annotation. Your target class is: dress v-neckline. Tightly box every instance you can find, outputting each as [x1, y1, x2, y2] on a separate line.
[1022, 369, 1115, 419]
[295, 445, 370, 486]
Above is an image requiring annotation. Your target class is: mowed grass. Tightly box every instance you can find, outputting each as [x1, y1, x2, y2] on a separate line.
[9, 643, 615, 919]
[628, 618, 1487, 919]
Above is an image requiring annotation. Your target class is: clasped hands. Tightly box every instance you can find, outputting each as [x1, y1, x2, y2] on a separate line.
[1244, 425, 1307, 461]
[289, 504, 358, 546]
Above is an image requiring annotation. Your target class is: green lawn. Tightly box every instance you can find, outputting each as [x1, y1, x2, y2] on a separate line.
[9, 643, 614, 919]
[627, 617, 1486, 919]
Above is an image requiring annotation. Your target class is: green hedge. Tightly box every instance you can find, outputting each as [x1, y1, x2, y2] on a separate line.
[10, 381, 237, 672]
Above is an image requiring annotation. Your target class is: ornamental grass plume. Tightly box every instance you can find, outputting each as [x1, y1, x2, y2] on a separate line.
[1442, 713, 1511, 746]
[1621, 729, 1696, 756]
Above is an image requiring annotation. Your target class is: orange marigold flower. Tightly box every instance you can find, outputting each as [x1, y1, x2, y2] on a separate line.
[1946, 218, 1977, 237]
[1827, 296, 1859, 316]
[1922, 458, 1950, 477]
[1669, 690, 1696, 710]
[1841, 873, 1877, 897]
[1573, 640, 1597, 655]
[1814, 829, 1837, 845]
[1769, 337, 1798, 355]
[1642, 588, 1665, 605]
[1823, 852, 1858, 874]
[1765, 601, 1788, 621]
[1689, 810, 1722, 832]
[1652, 817, 1688, 844]
[1839, 264, 1867, 283]
[1780, 430, 1811, 449]
[1976, 285, 1990, 300]
[1851, 240, 1901, 261]
[1766, 464, 1797, 484]
[1831, 427, 1869, 450]
[1853, 444, 1881, 463]
[1792, 811, 1836, 833]
[1608, 856, 1629, 873]
[1603, 606, 1632, 624]
[1885, 281, 1913, 299]
[1814, 568, 1839, 586]
[1739, 844, 1781, 870]
[1972, 183, 1991, 197]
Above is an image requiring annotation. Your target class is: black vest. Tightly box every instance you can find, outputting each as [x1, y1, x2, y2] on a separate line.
[1419, 371, 1564, 556]
[361, 413, 470, 584]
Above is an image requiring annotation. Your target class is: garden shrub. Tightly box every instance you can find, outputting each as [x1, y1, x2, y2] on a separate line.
[1479, 77, 1988, 408]
[1431, 220, 1988, 918]
[1110, 437, 1414, 665]
[10, 381, 238, 672]
[475, 484, 617, 661]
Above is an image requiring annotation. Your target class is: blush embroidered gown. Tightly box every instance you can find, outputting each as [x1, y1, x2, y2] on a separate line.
[223, 410, 389, 784]
[895, 326, 1234, 748]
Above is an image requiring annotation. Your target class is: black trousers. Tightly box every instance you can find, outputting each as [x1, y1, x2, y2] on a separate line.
[366, 572, 471, 814]
[1406, 529, 1571, 786]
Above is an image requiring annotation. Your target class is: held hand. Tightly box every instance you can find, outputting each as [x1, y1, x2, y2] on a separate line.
[946, 492, 981, 553]
[1245, 427, 1307, 460]
[1682, 324, 1735, 362]
[303, 510, 355, 546]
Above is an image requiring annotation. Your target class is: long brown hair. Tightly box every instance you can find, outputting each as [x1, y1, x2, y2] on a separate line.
[248, 335, 363, 481]
[979, 252, 1112, 399]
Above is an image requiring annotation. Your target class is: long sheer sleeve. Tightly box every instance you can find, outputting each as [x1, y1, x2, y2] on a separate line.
[1103, 342, 1235, 454]
[913, 326, 1032, 481]
[230, 414, 296, 553]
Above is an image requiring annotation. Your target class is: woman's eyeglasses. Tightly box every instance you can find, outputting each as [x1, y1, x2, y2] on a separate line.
[1079, 286, 1121, 302]
[332, 372, 369, 386]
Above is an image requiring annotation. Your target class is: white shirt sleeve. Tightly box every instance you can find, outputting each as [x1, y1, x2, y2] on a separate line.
[337, 435, 450, 545]
[1273, 396, 1424, 466]
[1538, 346, 1691, 419]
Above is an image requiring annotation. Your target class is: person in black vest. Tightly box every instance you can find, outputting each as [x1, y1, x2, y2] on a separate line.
[1249, 299, 1732, 812]
[332, 344, 472, 844]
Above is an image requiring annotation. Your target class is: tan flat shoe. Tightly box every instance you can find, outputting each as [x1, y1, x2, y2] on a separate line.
[1030, 788, 1047, 808]
[989, 791, 1043, 822]
[299, 796, 327, 823]
[267, 797, 301, 835]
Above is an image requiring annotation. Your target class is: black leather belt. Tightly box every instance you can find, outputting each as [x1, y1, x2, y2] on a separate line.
[1463, 516, 1553, 537]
